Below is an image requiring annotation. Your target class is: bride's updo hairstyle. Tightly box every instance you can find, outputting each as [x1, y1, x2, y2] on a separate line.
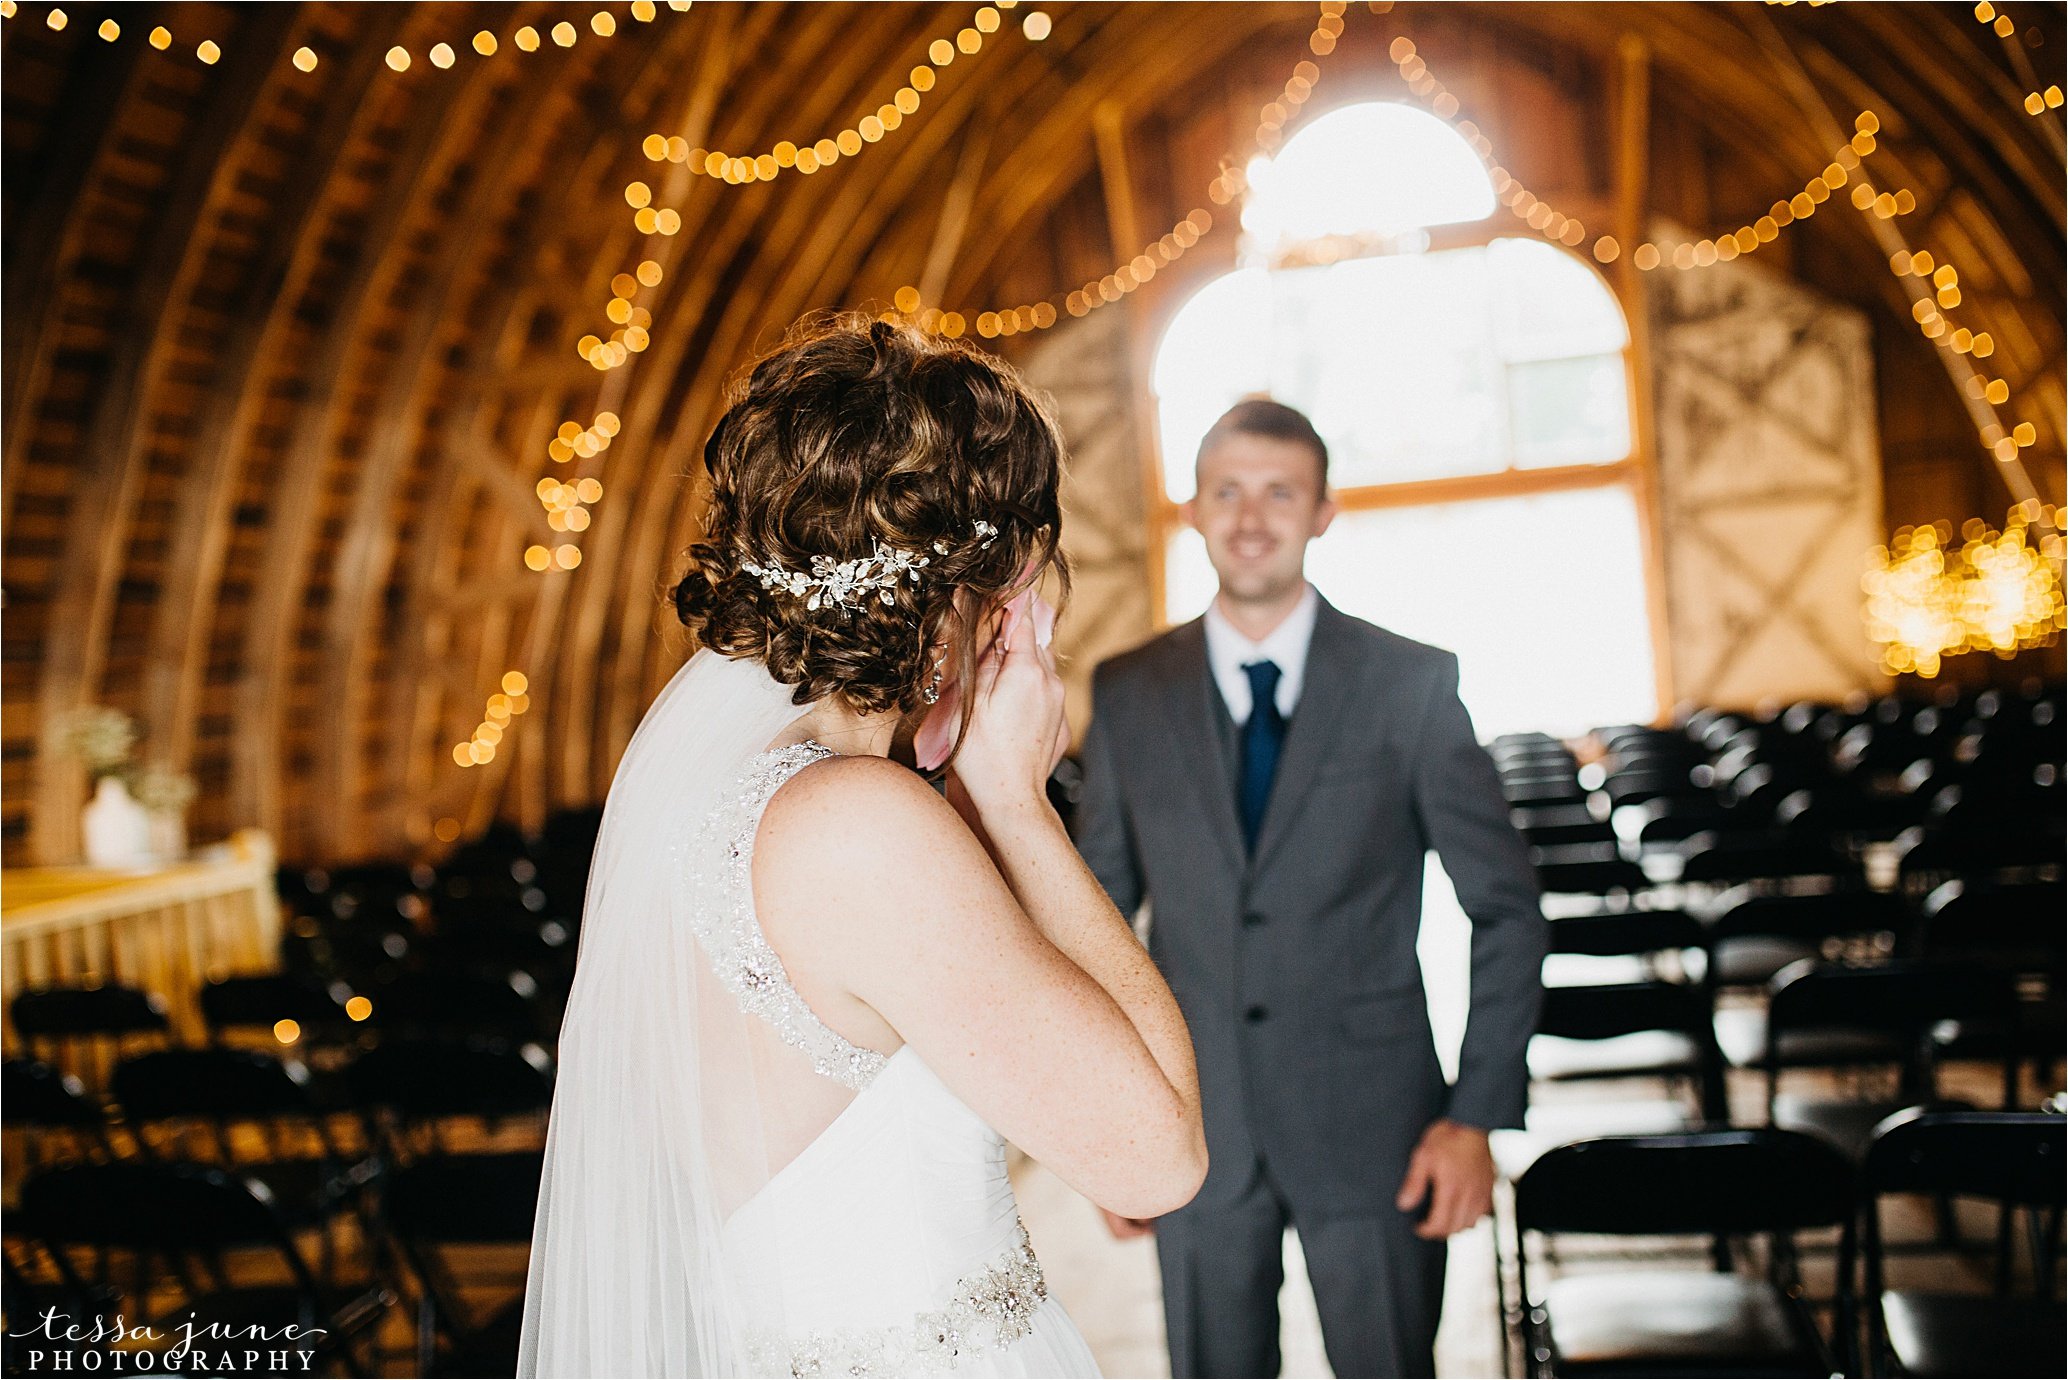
[674, 312, 1069, 735]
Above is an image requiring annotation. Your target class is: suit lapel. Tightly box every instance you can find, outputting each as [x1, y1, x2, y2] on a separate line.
[1250, 598, 1358, 876]
[1158, 619, 1247, 877]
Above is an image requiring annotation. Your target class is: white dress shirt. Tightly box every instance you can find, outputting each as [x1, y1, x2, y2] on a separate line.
[1202, 582, 1319, 726]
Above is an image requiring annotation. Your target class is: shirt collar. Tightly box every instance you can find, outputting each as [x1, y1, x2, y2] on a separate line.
[1202, 583, 1319, 718]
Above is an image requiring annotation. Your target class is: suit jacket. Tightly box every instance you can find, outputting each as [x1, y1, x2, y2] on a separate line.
[1073, 596, 1547, 1214]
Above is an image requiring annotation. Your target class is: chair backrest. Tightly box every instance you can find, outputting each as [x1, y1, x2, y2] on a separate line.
[1537, 981, 1710, 1042]
[1531, 843, 1650, 896]
[1864, 1108, 2065, 1208]
[1514, 1129, 1854, 1237]
[199, 974, 357, 1036]
[1921, 880, 2067, 970]
[1709, 887, 1907, 945]
[21, 1161, 293, 1253]
[385, 1151, 544, 1243]
[112, 1047, 319, 1124]
[1, 1059, 105, 1130]
[366, 969, 544, 1040]
[1766, 960, 2005, 1042]
[1678, 832, 1847, 885]
[10, 984, 168, 1038]
[346, 1036, 552, 1122]
[1544, 909, 1703, 959]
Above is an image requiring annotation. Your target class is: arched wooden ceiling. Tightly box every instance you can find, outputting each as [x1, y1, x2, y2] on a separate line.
[3, 1, 2061, 866]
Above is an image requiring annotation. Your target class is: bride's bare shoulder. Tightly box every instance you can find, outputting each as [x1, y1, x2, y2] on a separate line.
[757, 753, 961, 861]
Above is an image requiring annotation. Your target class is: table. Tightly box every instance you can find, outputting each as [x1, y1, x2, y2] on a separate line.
[1, 829, 282, 1048]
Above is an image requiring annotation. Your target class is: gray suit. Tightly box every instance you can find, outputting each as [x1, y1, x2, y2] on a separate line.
[1074, 597, 1547, 1378]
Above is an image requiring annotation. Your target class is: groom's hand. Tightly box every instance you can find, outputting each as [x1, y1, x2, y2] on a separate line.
[1395, 1118, 1495, 1240]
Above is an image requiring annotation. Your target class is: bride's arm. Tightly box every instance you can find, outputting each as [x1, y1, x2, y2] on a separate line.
[758, 759, 1205, 1220]
[755, 631, 1205, 1220]
[949, 779, 1198, 1135]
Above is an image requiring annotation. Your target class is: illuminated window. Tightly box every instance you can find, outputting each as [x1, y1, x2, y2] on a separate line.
[1150, 103, 1657, 737]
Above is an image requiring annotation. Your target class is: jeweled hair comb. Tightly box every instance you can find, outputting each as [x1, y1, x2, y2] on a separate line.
[742, 519, 999, 613]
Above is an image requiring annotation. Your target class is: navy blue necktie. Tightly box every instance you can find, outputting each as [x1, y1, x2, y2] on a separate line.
[1237, 659, 1286, 852]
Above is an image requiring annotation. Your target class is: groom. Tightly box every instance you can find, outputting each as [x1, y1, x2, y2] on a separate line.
[1073, 399, 1546, 1378]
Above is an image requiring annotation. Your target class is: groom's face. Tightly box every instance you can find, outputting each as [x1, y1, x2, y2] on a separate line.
[1184, 432, 1335, 604]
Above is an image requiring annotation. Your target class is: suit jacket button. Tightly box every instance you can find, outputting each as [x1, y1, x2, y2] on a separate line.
[1242, 912, 1265, 928]
[1244, 1005, 1269, 1024]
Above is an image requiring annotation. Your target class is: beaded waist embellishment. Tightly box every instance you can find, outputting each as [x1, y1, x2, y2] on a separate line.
[748, 1222, 1049, 1378]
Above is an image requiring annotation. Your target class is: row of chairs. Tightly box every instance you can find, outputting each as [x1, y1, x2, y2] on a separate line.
[1496, 688, 2063, 895]
[1506, 1109, 2064, 1377]
[7, 1151, 541, 1377]
[3, 1035, 552, 1376]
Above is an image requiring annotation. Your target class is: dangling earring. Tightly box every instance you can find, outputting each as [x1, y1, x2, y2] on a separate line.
[921, 656, 944, 704]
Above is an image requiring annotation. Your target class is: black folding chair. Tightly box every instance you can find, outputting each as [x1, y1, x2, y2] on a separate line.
[1862, 1109, 2065, 1378]
[1717, 961, 2007, 1159]
[1703, 887, 1909, 992]
[346, 1036, 553, 1159]
[1530, 981, 1726, 1115]
[111, 1048, 382, 1280]
[1676, 832, 1852, 888]
[1512, 1130, 1855, 1377]
[2, 1057, 116, 1169]
[365, 969, 549, 1043]
[384, 1151, 544, 1377]
[18, 1161, 391, 1376]
[10, 983, 170, 1089]
[1919, 879, 2066, 1100]
[200, 974, 361, 1050]
[1531, 844, 1651, 903]
[1499, 978, 1725, 1186]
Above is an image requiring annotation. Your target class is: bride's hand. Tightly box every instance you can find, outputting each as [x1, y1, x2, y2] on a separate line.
[951, 604, 1067, 818]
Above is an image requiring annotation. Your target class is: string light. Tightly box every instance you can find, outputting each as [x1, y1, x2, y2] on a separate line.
[1864, 502, 2065, 676]
[637, 4, 1030, 188]
[1858, 123, 2052, 470]
[1390, 42, 1888, 271]
[22, 6, 687, 75]
[454, 672, 533, 767]
[904, 2, 1342, 335]
[1960, 3, 2062, 114]
[578, 261, 663, 371]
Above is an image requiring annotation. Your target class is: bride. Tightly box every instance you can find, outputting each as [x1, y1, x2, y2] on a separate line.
[518, 314, 1206, 1378]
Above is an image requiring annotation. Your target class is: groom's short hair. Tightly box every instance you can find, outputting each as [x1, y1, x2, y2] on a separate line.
[1197, 398, 1329, 487]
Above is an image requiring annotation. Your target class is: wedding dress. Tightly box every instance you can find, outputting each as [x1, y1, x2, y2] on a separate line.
[519, 650, 1100, 1378]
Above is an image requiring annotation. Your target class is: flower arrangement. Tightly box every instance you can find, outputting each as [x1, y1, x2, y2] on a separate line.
[61, 705, 139, 779]
[133, 764, 198, 814]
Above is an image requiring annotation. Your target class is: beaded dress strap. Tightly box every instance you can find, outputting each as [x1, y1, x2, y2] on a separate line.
[687, 741, 888, 1090]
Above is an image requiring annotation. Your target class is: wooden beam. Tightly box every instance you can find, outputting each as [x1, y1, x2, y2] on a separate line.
[1609, 31, 1677, 723]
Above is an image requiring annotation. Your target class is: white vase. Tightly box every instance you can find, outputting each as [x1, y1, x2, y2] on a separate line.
[83, 776, 155, 868]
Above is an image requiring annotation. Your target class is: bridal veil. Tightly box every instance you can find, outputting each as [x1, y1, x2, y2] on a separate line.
[518, 647, 854, 1377]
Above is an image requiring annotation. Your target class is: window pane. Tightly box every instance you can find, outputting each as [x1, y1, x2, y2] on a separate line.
[1509, 355, 1632, 467]
[1153, 238, 1633, 499]
[1243, 102, 1496, 249]
[1488, 237, 1631, 361]
[1163, 486, 1660, 738]
[1266, 255, 1505, 489]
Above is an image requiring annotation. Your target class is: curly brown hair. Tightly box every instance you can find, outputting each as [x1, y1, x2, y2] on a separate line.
[673, 312, 1069, 750]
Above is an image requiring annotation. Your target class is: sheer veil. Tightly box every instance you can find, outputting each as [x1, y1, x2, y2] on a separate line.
[518, 647, 824, 1377]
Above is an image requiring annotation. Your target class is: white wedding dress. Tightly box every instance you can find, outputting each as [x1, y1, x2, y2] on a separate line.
[710, 744, 1101, 1378]
[519, 648, 1100, 1379]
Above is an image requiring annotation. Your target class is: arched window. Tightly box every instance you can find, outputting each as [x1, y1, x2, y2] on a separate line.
[1150, 103, 1659, 738]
